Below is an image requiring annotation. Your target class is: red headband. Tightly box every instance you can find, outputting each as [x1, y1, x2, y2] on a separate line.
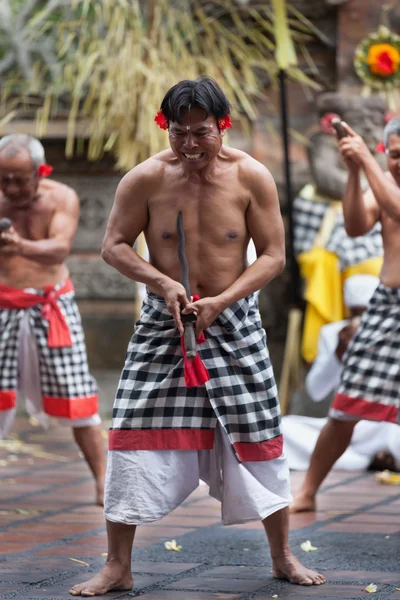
[154, 110, 232, 131]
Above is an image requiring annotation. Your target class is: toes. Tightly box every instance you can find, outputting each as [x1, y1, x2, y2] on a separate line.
[81, 590, 96, 598]
[298, 577, 313, 586]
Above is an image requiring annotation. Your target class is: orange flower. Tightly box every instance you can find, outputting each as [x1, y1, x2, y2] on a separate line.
[367, 43, 400, 77]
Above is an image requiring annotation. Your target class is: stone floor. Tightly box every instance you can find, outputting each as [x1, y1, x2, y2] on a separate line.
[1, 418, 400, 599]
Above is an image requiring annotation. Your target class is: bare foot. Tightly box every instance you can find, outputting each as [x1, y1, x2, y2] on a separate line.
[95, 477, 105, 507]
[272, 553, 325, 586]
[69, 564, 133, 597]
[289, 492, 316, 514]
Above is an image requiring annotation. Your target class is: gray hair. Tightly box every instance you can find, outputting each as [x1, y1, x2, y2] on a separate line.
[383, 118, 400, 149]
[0, 134, 46, 169]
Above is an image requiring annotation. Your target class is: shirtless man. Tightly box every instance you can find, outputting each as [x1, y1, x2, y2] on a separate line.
[0, 134, 106, 505]
[70, 77, 324, 597]
[291, 117, 400, 513]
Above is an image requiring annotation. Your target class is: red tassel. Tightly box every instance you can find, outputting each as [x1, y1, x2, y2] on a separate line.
[181, 293, 210, 387]
[180, 336, 210, 387]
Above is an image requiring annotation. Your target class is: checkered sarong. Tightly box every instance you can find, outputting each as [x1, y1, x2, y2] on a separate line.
[109, 292, 283, 462]
[293, 194, 383, 269]
[0, 281, 98, 419]
[332, 283, 400, 424]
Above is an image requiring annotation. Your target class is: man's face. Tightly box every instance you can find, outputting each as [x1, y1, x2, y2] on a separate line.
[168, 107, 222, 170]
[386, 134, 400, 186]
[0, 151, 39, 208]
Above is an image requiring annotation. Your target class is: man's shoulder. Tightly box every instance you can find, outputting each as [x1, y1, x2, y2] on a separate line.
[230, 149, 273, 184]
[39, 179, 78, 206]
[122, 150, 173, 184]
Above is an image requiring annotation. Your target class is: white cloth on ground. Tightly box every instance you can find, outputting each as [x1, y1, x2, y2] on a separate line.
[282, 415, 400, 471]
[104, 423, 291, 526]
[0, 311, 101, 439]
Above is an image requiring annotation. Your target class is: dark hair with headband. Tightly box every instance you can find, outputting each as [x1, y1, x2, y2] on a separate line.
[160, 77, 231, 126]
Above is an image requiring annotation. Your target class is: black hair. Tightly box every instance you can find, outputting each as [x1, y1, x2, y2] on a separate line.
[160, 76, 231, 127]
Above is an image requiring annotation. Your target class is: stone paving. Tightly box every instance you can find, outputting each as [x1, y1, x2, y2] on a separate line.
[1, 418, 400, 600]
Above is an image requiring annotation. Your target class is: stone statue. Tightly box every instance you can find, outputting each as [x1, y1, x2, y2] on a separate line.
[293, 92, 386, 364]
[309, 93, 387, 200]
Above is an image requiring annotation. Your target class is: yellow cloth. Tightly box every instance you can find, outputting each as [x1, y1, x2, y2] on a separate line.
[298, 249, 383, 363]
[298, 248, 342, 363]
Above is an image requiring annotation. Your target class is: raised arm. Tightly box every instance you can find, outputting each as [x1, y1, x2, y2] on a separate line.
[0, 185, 79, 265]
[218, 158, 285, 308]
[338, 124, 380, 237]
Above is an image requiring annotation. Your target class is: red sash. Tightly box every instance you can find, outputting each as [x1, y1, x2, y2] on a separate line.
[0, 279, 74, 348]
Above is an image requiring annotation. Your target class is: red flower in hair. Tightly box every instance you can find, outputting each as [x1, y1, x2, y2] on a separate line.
[218, 115, 232, 131]
[320, 112, 341, 134]
[375, 141, 386, 153]
[37, 164, 53, 177]
[154, 110, 168, 130]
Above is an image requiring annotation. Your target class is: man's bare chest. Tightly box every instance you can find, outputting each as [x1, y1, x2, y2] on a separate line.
[148, 179, 248, 227]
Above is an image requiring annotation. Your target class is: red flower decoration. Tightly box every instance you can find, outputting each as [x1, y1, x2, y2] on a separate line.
[37, 164, 53, 177]
[376, 51, 396, 76]
[375, 141, 386, 153]
[218, 115, 232, 131]
[320, 112, 341, 134]
[154, 110, 168, 130]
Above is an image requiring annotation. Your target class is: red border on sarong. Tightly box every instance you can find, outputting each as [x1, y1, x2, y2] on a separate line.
[0, 390, 16, 410]
[234, 434, 283, 462]
[108, 428, 215, 451]
[43, 395, 98, 419]
[333, 393, 398, 423]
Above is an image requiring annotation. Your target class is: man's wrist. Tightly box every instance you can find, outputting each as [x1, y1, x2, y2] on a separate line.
[217, 291, 233, 311]
[154, 274, 174, 295]
[18, 238, 28, 257]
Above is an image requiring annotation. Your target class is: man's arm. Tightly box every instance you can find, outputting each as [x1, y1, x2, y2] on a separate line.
[218, 159, 285, 309]
[341, 166, 380, 237]
[101, 159, 189, 333]
[0, 186, 79, 264]
[338, 122, 400, 232]
[338, 124, 380, 237]
[102, 161, 171, 292]
[361, 155, 400, 223]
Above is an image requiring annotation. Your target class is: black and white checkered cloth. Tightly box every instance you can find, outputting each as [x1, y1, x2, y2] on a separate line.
[111, 291, 282, 453]
[293, 193, 383, 269]
[0, 287, 97, 402]
[293, 193, 328, 256]
[332, 283, 400, 423]
[326, 214, 383, 270]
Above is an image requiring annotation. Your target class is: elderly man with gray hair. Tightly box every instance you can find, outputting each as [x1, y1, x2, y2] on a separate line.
[291, 117, 400, 513]
[0, 134, 106, 505]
